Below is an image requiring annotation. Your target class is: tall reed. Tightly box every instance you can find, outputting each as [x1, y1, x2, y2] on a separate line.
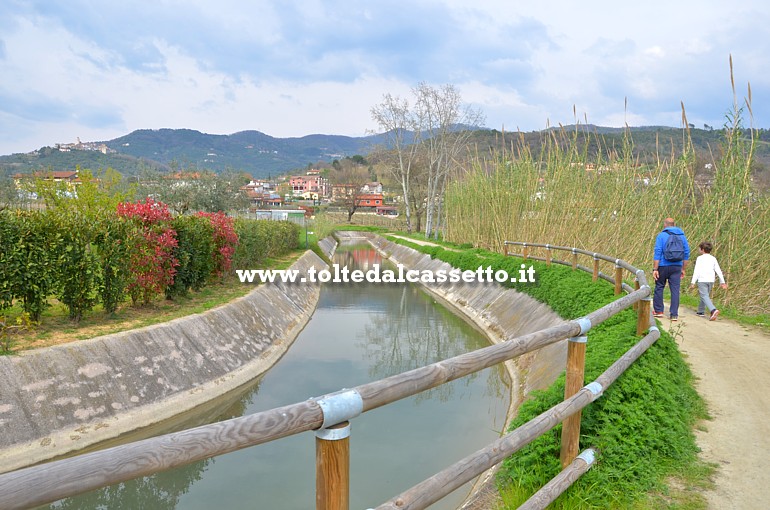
[445, 107, 769, 314]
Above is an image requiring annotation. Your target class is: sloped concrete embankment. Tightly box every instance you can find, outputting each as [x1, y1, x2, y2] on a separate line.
[317, 235, 338, 260]
[352, 233, 569, 509]
[349, 232, 568, 406]
[0, 250, 328, 474]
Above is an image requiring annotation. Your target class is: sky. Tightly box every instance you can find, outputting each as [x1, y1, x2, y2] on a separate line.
[1, 0, 769, 155]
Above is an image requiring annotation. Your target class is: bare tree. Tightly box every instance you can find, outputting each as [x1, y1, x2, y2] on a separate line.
[371, 94, 422, 233]
[415, 83, 484, 239]
[328, 157, 371, 222]
[371, 84, 483, 236]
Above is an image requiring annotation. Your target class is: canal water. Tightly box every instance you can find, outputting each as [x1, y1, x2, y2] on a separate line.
[46, 242, 510, 509]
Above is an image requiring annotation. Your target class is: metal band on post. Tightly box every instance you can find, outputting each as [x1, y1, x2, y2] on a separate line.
[312, 389, 362, 510]
[314, 389, 363, 429]
[518, 448, 598, 510]
[316, 424, 351, 441]
[583, 381, 604, 401]
[575, 316, 592, 335]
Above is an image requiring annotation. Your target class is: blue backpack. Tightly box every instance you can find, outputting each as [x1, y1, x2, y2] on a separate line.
[663, 231, 685, 262]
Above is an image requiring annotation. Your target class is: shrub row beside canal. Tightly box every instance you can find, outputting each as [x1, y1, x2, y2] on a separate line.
[0, 205, 299, 332]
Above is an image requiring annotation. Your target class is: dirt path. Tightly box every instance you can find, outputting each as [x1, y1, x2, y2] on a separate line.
[381, 235, 770, 507]
[666, 308, 770, 509]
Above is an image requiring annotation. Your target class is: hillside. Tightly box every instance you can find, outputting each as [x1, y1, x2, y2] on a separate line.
[0, 146, 169, 179]
[0, 129, 389, 180]
[464, 125, 770, 188]
[2, 126, 769, 183]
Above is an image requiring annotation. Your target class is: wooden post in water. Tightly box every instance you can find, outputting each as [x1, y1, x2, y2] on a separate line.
[560, 335, 587, 468]
[316, 422, 350, 510]
[592, 256, 599, 281]
[614, 265, 623, 295]
[637, 298, 652, 336]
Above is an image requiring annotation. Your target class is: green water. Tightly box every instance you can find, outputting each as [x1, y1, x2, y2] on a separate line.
[47, 243, 510, 509]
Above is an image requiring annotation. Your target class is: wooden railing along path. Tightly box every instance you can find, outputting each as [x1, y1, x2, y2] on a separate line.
[0, 241, 657, 510]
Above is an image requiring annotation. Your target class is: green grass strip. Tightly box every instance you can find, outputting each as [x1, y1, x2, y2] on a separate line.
[388, 237, 711, 509]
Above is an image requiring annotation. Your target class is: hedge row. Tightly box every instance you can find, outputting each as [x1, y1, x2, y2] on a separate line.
[232, 218, 300, 269]
[0, 207, 300, 325]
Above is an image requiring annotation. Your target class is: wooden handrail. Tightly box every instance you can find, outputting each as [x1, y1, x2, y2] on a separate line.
[372, 326, 660, 510]
[0, 240, 655, 510]
[518, 449, 597, 510]
[0, 303, 642, 509]
[502, 241, 647, 285]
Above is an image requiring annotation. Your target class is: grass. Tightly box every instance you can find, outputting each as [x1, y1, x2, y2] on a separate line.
[3, 226, 721, 508]
[387, 230, 768, 331]
[380, 235, 714, 509]
[2, 249, 305, 353]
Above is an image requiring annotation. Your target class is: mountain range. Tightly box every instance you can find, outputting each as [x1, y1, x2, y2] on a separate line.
[1, 126, 768, 181]
[0, 129, 390, 180]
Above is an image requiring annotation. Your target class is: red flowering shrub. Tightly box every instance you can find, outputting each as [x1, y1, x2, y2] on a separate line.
[116, 197, 173, 224]
[117, 198, 179, 305]
[196, 211, 239, 277]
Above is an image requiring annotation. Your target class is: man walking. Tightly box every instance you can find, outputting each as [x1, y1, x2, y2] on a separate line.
[652, 217, 690, 321]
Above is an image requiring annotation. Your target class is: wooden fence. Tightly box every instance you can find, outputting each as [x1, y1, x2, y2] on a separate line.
[0, 241, 656, 510]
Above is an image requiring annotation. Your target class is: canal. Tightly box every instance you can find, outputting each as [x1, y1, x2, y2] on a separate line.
[46, 242, 510, 509]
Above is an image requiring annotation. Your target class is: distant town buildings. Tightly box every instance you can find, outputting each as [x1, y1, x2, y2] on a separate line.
[241, 179, 284, 208]
[55, 137, 115, 154]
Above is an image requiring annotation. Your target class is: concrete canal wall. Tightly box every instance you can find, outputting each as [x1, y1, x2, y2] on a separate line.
[353, 232, 568, 408]
[346, 232, 568, 509]
[1, 230, 565, 489]
[0, 250, 328, 474]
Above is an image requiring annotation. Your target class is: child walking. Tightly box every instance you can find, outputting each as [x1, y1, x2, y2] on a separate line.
[689, 241, 728, 320]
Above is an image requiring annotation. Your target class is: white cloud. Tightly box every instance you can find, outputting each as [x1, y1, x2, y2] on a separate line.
[1, 0, 769, 155]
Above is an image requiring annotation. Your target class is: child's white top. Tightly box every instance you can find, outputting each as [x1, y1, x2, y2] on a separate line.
[691, 253, 725, 284]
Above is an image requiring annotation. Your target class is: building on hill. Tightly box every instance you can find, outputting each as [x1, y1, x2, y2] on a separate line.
[356, 193, 383, 208]
[289, 174, 329, 197]
[13, 170, 82, 191]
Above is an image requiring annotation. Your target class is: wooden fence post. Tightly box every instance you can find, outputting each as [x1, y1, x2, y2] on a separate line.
[504, 243, 509, 257]
[592, 256, 599, 282]
[546, 245, 552, 267]
[637, 298, 652, 336]
[633, 279, 640, 311]
[572, 249, 578, 271]
[316, 422, 351, 510]
[560, 334, 587, 468]
[523, 243, 529, 261]
[614, 264, 623, 295]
